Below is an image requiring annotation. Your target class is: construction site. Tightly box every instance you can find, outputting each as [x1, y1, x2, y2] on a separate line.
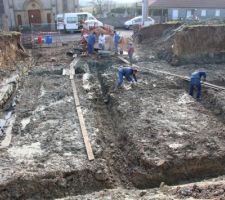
[1, 19, 225, 200]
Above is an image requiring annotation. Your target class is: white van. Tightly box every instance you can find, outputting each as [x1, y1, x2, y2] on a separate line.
[56, 14, 64, 31]
[64, 12, 98, 32]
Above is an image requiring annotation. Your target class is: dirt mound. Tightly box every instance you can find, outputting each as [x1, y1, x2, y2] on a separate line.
[173, 25, 225, 64]
[0, 32, 26, 69]
[137, 24, 225, 65]
[135, 23, 181, 43]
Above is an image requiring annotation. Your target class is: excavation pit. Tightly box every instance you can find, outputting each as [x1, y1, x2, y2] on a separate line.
[1, 37, 225, 199]
[70, 59, 225, 190]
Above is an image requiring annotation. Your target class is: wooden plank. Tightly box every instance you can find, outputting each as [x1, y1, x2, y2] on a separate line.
[118, 56, 225, 91]
[70, 58, 95, 161]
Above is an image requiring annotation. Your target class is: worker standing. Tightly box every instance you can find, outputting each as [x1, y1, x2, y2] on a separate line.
[113, 31, 120, 54]
[189, 69, 206, 100]
[117, 66, 138, 88]
[128, 42, 134, 64]
[87, 32, 96, 54]
[98, 33, 106, 50]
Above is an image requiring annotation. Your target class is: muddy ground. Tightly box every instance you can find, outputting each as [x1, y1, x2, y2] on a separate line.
[1, 26, 225, 200]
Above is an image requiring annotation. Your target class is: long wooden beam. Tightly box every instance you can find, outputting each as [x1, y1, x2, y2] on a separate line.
[69, 58, 95, 161]
[118, 56, 225, 91]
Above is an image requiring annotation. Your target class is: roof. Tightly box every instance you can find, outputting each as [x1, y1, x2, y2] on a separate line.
[148, 0, 225, 9]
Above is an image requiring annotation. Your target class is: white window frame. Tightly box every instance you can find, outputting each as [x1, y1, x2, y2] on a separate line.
[215, 9, 220, 17]
[201, 10, 206, 17]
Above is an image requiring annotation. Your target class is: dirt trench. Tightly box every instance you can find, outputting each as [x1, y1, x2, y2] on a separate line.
[2, 34, 225, 199]
[83, 59, 225, 190]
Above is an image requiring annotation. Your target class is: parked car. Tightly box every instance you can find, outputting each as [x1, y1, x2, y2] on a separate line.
[84, 19, 103, 28]
[124, 16, 155, 29]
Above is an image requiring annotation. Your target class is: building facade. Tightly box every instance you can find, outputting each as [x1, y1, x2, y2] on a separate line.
[0, 0, 4, 29]
[2, 0, 79, 28]
[149, 0, 225, 21]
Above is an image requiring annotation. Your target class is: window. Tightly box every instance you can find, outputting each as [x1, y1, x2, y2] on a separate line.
[47, 13, 51, 24]
[67, 17, 77, 24]
[57, 17, 64, 23]
[17, 15, 22, 25]
[172, 9, 179, 20]
[78, 14, 87, 22]
[201, 10, 206, 16]
[186, 10, 192, 18]
[215, 9, 220, 17]
[134, 18, 141, 23]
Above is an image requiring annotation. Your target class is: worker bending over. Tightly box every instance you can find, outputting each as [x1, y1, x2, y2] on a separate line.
[189, 69, 206, 99]
[117, 66, 138, 87]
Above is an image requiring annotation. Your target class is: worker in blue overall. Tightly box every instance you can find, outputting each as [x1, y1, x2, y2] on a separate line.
[87, 32, 96, 54]
[113, 31, 120, 54]
[117, 66, 138, 88]
[189, 69, 206, 99]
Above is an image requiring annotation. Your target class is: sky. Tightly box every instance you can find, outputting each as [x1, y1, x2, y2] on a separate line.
[80, 0, 139, 6]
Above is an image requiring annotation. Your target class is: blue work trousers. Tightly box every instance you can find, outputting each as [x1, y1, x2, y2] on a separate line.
[88, 43, 94, 54]
[114, 42, 119, 53]
[117, 71, 132, 87]
[189, 83, 201, 99]
[128, 53, 133, 64]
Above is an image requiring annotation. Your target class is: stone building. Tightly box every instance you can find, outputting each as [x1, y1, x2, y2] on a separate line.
[2, 0, 79, 28]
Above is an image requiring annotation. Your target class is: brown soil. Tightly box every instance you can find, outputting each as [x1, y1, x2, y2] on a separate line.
[137, 23, 225, 65]
[0, 32, 27, 70]
[1, 29, 225, 200]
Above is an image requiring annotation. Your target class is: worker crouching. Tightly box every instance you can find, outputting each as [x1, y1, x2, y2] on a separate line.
[189, 69, 206, 100]
[117, 66, 138, 88]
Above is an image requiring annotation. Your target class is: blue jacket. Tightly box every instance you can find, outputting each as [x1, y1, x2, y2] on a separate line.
[114, 33, 120, 44]
[88, 34, 96, 45]
[119, 67, 137, 82]
[191, 71, 206, 85]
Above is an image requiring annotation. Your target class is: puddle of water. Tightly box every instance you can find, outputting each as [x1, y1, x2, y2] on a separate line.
[8, 142, 43, 159]
[21, 117, 31, 130]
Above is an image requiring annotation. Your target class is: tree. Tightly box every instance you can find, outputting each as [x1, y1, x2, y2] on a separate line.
[89, 0, 104, 15]
[89, 0, 115, 16]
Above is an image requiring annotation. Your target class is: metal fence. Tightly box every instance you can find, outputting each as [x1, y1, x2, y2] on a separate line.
[20, 23, 63, 49]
